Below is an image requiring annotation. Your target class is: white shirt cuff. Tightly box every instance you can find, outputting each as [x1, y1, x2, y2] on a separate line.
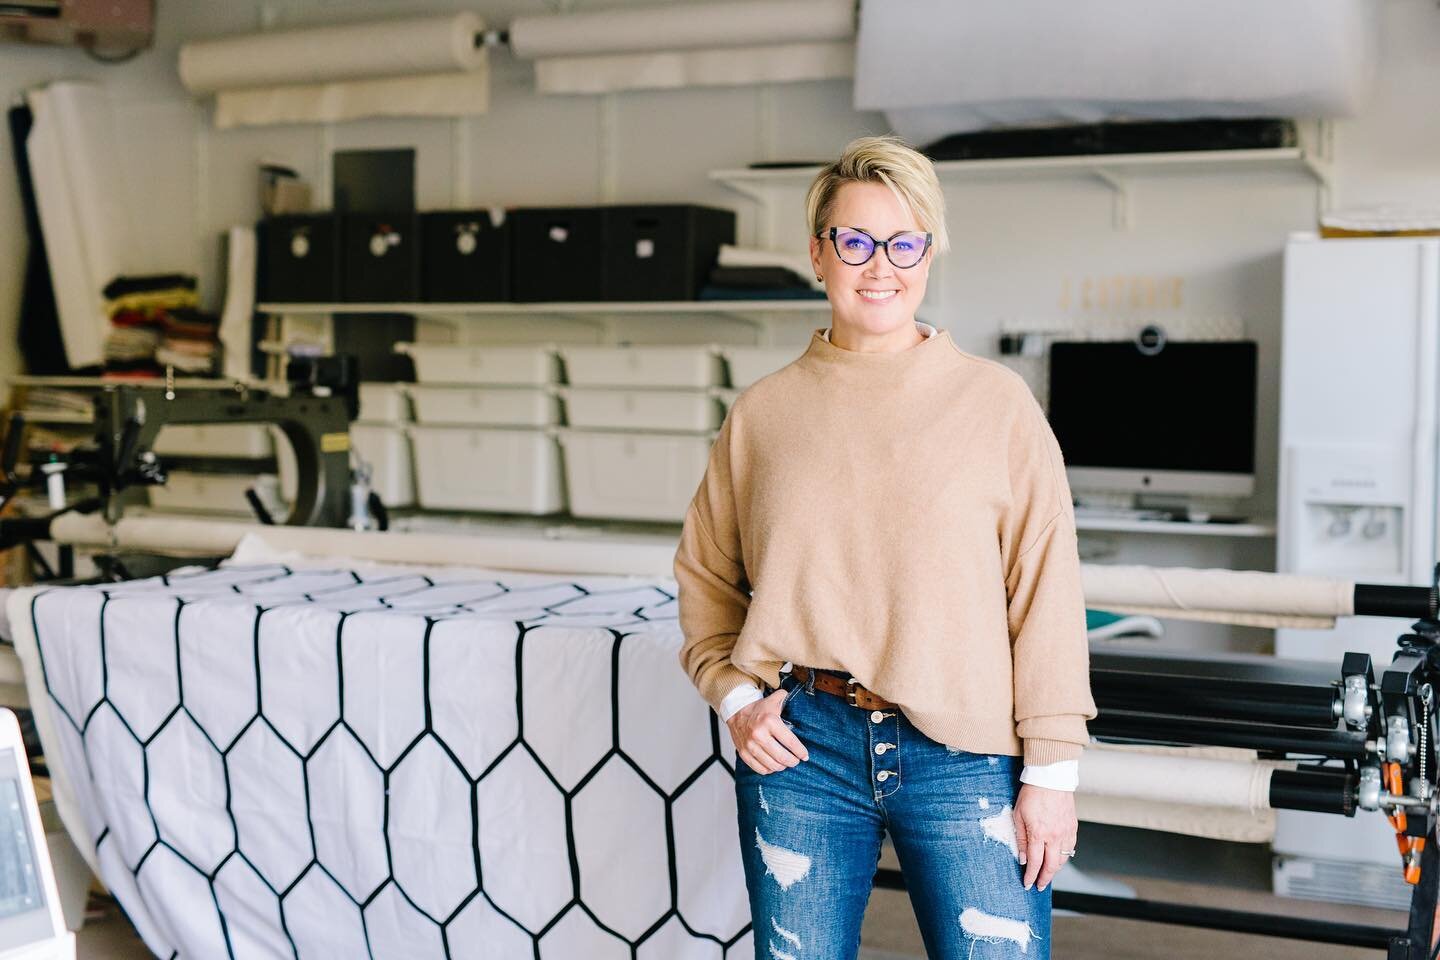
[718, 683, 765, 722]
[1019, 759, 1079, 792]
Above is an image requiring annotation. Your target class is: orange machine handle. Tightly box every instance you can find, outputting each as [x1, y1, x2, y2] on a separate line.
[1385, 763, 1423, 885]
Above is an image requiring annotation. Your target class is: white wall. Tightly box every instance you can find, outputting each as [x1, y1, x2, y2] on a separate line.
[1, 0, 1438, 617]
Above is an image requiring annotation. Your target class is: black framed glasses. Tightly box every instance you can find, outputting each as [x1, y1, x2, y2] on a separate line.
[817, 227, 932, 269]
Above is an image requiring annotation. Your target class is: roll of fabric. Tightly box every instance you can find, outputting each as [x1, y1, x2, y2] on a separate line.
[1075, 742, 1285, 842]
[213, 67, 490, 129]
[1079, 745, 1276, 812]
[855, 0, 1378, 140]
[1081, 564, 1354, 624]
[218, 227, 255, 380]
[511, 0, 853, 59]
[179, 12, 485, 93]
[1077, 795, 1275, 844]
[534, 40, 852, 95]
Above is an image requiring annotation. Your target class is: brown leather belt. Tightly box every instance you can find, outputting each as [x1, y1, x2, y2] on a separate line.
[788, 666, 897, 711]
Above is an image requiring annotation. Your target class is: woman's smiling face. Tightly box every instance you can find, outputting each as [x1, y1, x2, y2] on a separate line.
[810, 180, 932, 343]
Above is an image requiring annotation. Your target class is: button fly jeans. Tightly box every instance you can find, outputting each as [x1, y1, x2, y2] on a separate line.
[733, 669, 1050, 959]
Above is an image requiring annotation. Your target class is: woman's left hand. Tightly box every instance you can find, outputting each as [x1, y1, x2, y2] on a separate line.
[1012, 784, 1077, 892]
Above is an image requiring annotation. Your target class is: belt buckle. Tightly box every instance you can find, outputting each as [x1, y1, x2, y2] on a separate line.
[845, 676, 860, 707]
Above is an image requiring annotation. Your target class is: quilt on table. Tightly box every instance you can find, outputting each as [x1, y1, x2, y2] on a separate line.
[21, 562, 752, 960]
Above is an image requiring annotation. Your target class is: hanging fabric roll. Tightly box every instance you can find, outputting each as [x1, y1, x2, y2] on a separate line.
[533, 41, 853, 96]
[178, 13, 486, 93]
[509, 0, 853, 58]
[511, 0, 856, 95]
[178, 13, 490, 128]
[212, 71, 491, 129]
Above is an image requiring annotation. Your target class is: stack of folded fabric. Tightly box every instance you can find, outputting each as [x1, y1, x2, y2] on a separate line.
[699, 245, 827, 301]
[101, 275, 220, 377]
[156, 307, 222, 373]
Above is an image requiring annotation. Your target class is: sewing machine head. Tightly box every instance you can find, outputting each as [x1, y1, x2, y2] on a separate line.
[0, 357, 366, 555]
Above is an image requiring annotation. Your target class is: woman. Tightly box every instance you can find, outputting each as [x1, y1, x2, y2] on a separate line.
[674, 136, 1095, 959]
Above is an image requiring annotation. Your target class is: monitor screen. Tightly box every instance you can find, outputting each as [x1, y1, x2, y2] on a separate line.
[1046, 340, 1257, 475]
[0, 746, 54, 949]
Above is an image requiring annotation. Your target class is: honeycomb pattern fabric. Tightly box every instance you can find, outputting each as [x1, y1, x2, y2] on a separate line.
[28, 562, 753, 959]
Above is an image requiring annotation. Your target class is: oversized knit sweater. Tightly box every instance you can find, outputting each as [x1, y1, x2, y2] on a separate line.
[674, 325, 1096, 765]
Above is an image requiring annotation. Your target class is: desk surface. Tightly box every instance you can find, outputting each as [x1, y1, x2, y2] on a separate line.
[1074, 515, 1276, 538]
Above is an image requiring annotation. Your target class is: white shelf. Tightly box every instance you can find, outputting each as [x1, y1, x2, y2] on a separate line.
[1075, 515, 1275, 538]
[4, 374, 269, 390]
[711, 147, 1324, 186]
[257, 300, 831, 316]
[713, 138, 1332, 233]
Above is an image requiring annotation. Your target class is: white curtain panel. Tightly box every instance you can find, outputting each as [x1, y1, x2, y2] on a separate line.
[24, 82, 137, 369]
[855, 0, 1380, 141]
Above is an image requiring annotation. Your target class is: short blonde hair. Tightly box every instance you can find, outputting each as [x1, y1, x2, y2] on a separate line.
[805, 135, 949, 255]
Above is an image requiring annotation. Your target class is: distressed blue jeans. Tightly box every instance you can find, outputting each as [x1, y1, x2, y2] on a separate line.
[734, 669, 1050, 959]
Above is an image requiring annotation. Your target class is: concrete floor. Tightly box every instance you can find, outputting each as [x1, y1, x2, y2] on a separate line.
[77, 876, 1405, 960]
[74, 811, 1406, 960]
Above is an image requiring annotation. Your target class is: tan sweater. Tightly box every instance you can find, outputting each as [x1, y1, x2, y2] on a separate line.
[674, 326, 1096, 765]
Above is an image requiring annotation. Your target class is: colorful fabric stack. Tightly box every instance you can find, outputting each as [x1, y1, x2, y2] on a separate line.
[102, 274, 221, 377]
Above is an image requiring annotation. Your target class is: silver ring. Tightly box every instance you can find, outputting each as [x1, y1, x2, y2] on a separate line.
[1060, 848, 1077, 858]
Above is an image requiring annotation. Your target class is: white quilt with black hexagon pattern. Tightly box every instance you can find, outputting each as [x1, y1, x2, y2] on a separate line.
[23, 563, 753, 959]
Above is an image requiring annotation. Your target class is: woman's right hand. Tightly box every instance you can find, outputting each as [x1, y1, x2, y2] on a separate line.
[728, 688, 810, 774]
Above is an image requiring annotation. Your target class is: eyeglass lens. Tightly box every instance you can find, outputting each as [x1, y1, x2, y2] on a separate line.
[832, 228, 928, 268]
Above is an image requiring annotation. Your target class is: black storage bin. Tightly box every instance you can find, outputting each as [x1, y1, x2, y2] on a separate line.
[603, 204, 736, 301]
[258, 214, 341, 303]
[421, 210, 509, 302]
[342, 213, 420, 303]
[508, 207, 606, 302]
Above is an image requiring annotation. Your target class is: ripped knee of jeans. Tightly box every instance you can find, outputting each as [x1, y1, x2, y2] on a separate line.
[754, 827, 811, 891]
[958, 907, 1040, 955]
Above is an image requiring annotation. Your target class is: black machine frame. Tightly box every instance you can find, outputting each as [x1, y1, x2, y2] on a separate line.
[0, 357, 362, 557]
[875, 571, 1440, 958]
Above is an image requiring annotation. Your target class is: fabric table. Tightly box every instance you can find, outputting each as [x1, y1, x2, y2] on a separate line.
[11, 562, 751, 959]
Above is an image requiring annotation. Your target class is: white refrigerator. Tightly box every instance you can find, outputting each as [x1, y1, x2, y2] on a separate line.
[1274, 232, 1440, 908]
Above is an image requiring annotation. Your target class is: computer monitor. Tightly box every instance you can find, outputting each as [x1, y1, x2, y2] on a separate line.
[0, 710, 73, 960]
[1045, 339, 1257, 499]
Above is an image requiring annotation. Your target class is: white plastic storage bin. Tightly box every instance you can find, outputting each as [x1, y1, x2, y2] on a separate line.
[151, 424, 274, 458]
[147, 472, 281, 516]
[397, 342, 560, 385]
[410, 385, 560, 427]
[350, 424, 415, 507]
[722, 346, 802, 388]
[559, 345, 722, 388]
[560, 387, 720, 432]
[410, 425, 565, 514]
[557, 429, 713, 522]
[358, 382, 411, 422]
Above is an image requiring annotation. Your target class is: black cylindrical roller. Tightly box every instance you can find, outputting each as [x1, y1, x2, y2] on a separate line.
[1269, 768, 1357, 817]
